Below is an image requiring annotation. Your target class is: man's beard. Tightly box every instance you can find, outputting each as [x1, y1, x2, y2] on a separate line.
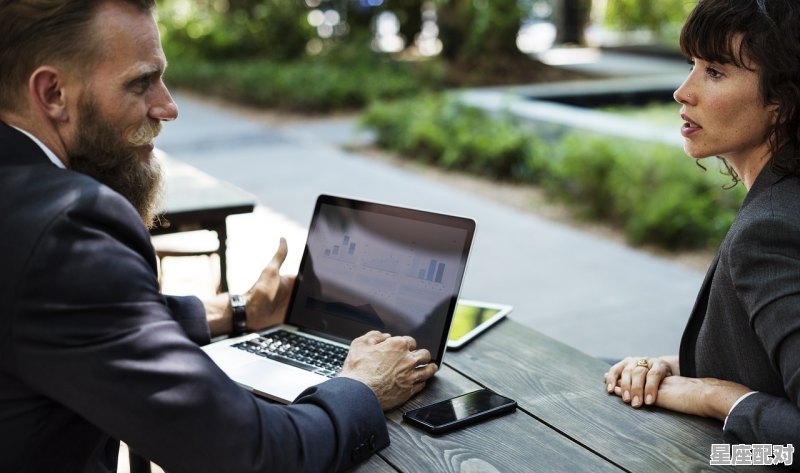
[68, 100, 165, 229]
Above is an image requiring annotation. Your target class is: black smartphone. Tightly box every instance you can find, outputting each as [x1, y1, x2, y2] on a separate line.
[402, 388, 517, 434]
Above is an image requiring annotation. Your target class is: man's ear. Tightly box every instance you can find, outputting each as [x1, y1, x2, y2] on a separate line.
[28, 66, 71, 122]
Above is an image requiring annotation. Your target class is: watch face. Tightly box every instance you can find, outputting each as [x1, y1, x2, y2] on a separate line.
[231, 294, 245, 308]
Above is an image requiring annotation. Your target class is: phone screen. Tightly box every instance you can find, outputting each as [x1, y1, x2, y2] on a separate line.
[403, 389, 516, 434]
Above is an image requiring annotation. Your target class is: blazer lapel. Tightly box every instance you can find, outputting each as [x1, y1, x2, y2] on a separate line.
[678, 251, 720, 377]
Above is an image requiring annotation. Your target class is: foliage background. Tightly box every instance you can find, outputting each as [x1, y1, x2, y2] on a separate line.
[361, 95, 745, 250]
[156, 0, 734, 252]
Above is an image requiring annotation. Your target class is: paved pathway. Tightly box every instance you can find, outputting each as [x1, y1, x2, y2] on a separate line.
[154, 87, 707, 360]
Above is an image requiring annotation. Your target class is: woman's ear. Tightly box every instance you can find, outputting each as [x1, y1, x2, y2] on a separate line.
[28, 66, 71, 122]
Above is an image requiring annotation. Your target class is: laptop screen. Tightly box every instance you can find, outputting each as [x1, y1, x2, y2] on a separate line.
[285, 195, 476, 363]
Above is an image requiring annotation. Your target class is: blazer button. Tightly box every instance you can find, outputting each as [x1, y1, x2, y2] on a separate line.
[351, 443, 366, 462]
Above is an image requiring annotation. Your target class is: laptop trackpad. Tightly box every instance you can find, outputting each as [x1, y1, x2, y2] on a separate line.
[211, 347, 327, 404]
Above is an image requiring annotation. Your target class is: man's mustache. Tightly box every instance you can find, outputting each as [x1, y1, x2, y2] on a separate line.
[128, 121, 161, 147]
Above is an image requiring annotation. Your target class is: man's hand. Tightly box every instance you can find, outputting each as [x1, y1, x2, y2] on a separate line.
[244, 238, 295, 331]
[339, 331, 438, 411]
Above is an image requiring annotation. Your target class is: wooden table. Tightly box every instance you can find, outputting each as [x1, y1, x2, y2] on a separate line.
[355, 319, 783, 472]
[150, 151, 256, 293]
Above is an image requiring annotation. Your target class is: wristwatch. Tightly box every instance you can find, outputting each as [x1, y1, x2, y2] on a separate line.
[230, 294, 247, 336]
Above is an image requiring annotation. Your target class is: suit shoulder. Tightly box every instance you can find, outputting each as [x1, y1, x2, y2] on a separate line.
[0, 166, 151, 276]
[2, 166, 142, 231]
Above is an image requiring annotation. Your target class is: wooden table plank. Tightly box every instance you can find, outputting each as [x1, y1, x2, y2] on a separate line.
[445, 319, 782, 472]
[154, 152, 256, 221]
[354, 454, 398, 473]
[362, 365, 622, 473]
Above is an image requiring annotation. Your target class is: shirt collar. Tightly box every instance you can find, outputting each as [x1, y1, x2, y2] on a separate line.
[9, 125, 66, 169]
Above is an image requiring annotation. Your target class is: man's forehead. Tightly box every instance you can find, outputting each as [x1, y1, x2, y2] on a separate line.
[87, 1, 164, 77]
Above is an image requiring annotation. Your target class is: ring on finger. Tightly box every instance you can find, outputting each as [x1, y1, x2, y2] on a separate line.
[636, 358, 649, 369]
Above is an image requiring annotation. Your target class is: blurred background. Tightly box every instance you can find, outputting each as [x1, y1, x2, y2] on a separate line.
[157, 0, 692, 103]
[153, 0, 741, 360]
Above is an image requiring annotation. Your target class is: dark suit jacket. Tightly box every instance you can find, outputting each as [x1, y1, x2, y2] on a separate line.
[0, 122, 389, 473]
[680, 164, 800, 448]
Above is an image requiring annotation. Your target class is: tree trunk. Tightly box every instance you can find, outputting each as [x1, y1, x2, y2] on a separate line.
[554, 0, 591, 46]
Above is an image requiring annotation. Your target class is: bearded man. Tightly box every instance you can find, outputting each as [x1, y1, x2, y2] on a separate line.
[0, 1, 436, 472]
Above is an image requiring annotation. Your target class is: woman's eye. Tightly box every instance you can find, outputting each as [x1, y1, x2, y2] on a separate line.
[706, 67, 722, 79]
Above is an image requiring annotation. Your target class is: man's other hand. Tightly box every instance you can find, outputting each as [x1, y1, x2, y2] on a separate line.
[245, 237, 295, 331]
[339, 331, 438, 411]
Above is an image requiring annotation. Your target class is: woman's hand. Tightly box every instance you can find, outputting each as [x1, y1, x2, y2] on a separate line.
[244, 237, 296, 331]
[652, 376, 752, 421]
[605, 355, 679, 408]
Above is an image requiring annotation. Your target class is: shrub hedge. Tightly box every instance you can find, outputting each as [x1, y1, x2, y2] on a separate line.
[163, 46, 445, 113]
[360, 94, 746, 249]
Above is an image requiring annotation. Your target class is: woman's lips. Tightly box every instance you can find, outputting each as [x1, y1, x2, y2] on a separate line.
[680, 114, 702, 138]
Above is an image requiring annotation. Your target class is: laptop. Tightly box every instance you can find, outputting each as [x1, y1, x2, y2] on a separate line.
[202, 194, 476, 403]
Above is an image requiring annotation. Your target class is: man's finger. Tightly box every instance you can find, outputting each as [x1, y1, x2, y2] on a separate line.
[416, 362, 438, 382]
[268, 237, 289, 268]
[412, 348, 432, 365]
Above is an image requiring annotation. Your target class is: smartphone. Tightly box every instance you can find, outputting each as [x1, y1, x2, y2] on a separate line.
[402, 389, 517, 434]
[447, 300, 513, 350]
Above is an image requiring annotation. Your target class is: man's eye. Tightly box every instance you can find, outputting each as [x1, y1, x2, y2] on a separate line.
[133, 77, 151, 93]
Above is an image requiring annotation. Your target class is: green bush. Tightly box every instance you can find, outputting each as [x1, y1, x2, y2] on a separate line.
[542, 132, 744, 248]
[546, 133, 625, 219]
[360, 95, 747, 249]
[361, 95, 549, 181]
[604, 0, 692, 45]
[164, 46, 443, 112]
[158, 0, 313, 61]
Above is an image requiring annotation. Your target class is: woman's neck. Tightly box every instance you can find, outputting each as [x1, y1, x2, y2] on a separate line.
[724, 145, 772, 190]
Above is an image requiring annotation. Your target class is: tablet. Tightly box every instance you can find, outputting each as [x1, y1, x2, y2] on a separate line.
[446, 299, 513, 350]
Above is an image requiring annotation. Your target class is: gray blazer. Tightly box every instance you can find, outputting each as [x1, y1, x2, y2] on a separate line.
[680, 164, 800, 447]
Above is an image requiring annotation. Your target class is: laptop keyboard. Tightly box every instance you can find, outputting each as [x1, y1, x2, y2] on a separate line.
[232, 330, 349, 378]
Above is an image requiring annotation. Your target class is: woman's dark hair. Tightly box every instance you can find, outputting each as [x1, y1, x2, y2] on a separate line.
[0, 0, 156, 113]
[681, 0, 800, 178]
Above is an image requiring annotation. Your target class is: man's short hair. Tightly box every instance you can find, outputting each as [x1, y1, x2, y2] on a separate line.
[0, 0, 156, 113]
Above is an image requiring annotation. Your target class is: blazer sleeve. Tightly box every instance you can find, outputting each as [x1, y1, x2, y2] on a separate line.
[164, 294, 211, 346]
[12, 185, 388, 473]
[725, 213, 800, 448]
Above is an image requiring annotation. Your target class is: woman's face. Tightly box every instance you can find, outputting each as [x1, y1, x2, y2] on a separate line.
[673, 38, 776, 171]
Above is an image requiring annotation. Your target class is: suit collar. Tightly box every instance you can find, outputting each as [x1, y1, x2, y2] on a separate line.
[741, 150, 793, 209]
[0, 120, 55, 167]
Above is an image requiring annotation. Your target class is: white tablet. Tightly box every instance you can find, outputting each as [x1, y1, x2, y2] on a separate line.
[446, 299, 513, 350]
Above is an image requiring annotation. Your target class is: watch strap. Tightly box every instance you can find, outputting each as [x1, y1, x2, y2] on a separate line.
[230, 294, 247, 336]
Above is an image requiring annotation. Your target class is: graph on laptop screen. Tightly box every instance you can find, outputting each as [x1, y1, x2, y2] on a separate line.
[288, 199, 473, 358]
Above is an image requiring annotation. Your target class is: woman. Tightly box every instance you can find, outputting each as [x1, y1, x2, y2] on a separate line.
[605, 0, 799, 447]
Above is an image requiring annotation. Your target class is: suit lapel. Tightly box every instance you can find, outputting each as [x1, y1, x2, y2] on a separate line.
[678, 250, 720, 377]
